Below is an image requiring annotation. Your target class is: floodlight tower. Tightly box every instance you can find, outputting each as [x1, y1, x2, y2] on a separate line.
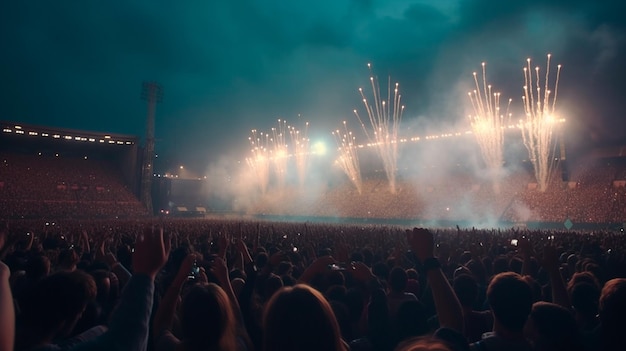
[140, 82, 163, 215]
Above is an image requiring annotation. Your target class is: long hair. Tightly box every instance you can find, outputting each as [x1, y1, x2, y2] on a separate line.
[263, 284, 346, 351]
[180, 283, 239, 351]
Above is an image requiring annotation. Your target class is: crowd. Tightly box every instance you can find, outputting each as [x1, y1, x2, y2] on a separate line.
[249, 165, 624, 224]
[1, 218, 626, 351]
[1, 146, 625, 351]
[2, 151, 625, 224]
[0, 152, 148, 219]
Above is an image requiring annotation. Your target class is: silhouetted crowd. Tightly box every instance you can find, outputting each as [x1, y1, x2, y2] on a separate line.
[0, 152, 148, 219]
[1, 218, 626, 351]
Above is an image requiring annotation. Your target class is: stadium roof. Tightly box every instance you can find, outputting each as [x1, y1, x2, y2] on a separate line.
[1, 120, 138, 145]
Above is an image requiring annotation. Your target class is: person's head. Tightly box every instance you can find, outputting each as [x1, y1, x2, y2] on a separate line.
[598, 278, 626, 335]
[57, 248, 79, 270]
[453, 274, 477, 308]
[525, 302, 583, 351]
[389, 266, 409, 293]
[20, 270, 97, 340]
[487, 272, 532, 333]
[570, 282, 600, 322]
[25, 254, 50, 280]
[453, 266, 471, 279]
[255, 252, 269, 269]
[568, 271, 600, 293]
[180, 283, 238, 351]
[395, 336, 454, 351]
[263, 284, 346, 351]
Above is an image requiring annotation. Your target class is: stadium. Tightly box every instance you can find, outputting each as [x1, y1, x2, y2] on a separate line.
[2, 119, 625, 230]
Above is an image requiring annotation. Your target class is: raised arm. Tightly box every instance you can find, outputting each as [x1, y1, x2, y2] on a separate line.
[73, 226, 170, 351]
[0, 260, 14, 351]
[153, 254, 194, 336]
[543, 245, 570, 308]
[210, 257, 241, 315]
[407, 228, 464, 333]
[80, 230, 91, 255]
[519, 236, 533, 277]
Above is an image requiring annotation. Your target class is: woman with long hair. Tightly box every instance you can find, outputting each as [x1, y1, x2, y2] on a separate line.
[153, 254, 246, 351]
[263, 284, 348, 351]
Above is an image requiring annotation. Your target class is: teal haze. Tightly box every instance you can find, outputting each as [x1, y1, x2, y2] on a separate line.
[1, 1, 625, 172]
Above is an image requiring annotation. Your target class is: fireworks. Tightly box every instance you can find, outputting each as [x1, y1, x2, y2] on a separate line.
[354, 63, 405, 194]
[246, 118, 312, 192]
[246, 129, 271, 194]
[468, 62, 512, 191]
[519, 54, 562, 192]
[332, 121, 362, 194]
[289, 119, 310, 187]
[271, 119, 289, 188]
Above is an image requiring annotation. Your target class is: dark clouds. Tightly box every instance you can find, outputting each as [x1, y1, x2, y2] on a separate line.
[1, 1, 625, 171]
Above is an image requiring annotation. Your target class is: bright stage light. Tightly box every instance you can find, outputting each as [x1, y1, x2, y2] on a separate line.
[312, 141, 327, 155]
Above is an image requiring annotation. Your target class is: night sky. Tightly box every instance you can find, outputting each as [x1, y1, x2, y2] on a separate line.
[2, 1, 626, 173]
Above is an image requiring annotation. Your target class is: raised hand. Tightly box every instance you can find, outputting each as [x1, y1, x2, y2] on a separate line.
[519, 236, 533, 257]
[406, 228, 435, 262]
[218, 234, 229, 258]
[298, 255, 336, 283]
[236, 239, 253, 264]
[209, 257, 230, 286]
[174, 254, 196, 285]
[351, 261, 374, 282]
[133, 226, 170, 280]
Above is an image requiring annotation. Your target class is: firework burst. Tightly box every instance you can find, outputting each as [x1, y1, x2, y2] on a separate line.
[519, 54, 562, 192]
[270, 119, 289, 188]
[332, 121, 362, 194]
[468, 62, 512, 192]
[354, 63, 404, 194]
[246, 129, 271, 194]
[289, 119, 310, 187]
